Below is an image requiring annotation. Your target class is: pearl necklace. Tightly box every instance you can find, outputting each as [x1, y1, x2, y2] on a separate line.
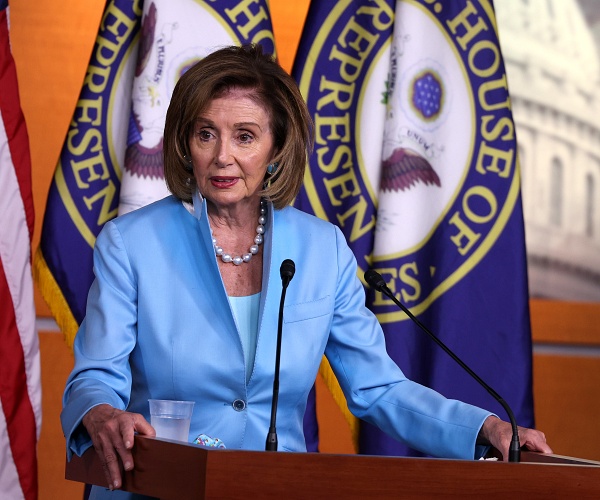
[212, 201, 267, 266]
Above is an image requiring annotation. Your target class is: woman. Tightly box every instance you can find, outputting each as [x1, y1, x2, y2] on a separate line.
[62, 45, 551, 497]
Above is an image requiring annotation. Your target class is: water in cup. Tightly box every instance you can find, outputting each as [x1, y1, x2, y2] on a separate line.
[151, 415, 190, 441]
[148, 399, 194, 442]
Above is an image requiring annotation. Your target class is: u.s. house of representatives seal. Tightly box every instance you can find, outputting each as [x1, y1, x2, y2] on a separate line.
[299, 0, 520, 323]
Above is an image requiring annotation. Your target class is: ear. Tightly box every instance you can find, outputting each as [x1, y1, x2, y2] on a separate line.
[183, 155, 193, 172]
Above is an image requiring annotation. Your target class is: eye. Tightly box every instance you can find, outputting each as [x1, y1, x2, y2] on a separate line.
[238, 132, 254, 143]
[196, 129, 213, 141]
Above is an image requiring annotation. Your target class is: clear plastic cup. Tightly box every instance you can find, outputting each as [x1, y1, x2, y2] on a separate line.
[148, 399, 195, 442]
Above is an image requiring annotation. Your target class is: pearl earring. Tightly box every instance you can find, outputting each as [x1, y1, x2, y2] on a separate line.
[267, 162, 279, 174]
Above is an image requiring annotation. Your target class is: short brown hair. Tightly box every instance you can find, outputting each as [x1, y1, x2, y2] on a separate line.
[163, 44, 313, 209]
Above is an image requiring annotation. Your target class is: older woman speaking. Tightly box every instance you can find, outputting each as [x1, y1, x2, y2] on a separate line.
[62, 45, 551, 498]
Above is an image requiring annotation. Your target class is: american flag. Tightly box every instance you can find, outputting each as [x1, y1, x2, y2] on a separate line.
[0, 1, 41, 498]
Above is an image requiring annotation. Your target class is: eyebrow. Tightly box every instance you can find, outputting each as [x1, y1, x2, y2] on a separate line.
[194, 118, 264, 131]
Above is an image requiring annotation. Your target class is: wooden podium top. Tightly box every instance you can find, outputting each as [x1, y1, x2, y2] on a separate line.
[66, 436, 600, 499]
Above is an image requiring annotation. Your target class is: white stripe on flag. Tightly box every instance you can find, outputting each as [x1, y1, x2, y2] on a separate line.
[0, 114, 41, 435]
[0, 408, 23, 500]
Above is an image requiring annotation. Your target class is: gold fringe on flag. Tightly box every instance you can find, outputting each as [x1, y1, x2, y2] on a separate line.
[33, 246, 79, 348]
[318, 356, 359, 452]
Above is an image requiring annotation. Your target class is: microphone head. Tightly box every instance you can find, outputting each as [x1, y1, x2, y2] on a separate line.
[280, 259, 296, 282]
[364, 269, 386, 291]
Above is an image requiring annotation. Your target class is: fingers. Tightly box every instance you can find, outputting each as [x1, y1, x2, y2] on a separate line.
[480, 418, 553, 460]
[93, 427, 126, 490]
[83, 405, 152, 490]
[519, 427, 553, 454]
[102, 445, 124, 490]
[132, 413, 156, 438]
[114, 418, 134, 474]
[115, 413, 155, 476]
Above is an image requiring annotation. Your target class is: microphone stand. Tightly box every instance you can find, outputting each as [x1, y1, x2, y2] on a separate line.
[364, 269, 521, 462]
[266, 260, 295, 451]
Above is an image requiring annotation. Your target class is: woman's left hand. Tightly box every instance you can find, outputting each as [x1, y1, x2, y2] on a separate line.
[479, 415, 553, 461]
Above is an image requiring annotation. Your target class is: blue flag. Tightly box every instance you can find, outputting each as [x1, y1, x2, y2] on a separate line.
[35, 0, 143, 345]
[35, 0, 278, 345]
[293, 0, 534, 456]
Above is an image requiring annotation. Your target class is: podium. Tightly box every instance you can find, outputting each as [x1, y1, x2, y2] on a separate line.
[66, 436, 600, 498]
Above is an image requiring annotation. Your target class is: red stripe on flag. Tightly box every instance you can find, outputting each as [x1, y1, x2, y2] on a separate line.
[0, 8, 34, 239]
[0, 258, 38, 500]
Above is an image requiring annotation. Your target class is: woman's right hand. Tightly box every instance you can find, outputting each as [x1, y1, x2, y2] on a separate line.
[82, 403, 156, 490]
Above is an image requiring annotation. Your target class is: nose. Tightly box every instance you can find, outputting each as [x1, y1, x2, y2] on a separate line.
[215, 137, 232, 167]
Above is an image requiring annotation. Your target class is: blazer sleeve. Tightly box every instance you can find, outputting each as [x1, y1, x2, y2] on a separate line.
[61, 220, 139, 459]
[323, 225, 492, 460]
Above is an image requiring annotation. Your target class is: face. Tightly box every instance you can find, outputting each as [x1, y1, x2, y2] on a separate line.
[189, 88, 276, 212]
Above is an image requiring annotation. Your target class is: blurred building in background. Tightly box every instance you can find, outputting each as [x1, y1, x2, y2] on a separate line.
[496, 0, 600, 301]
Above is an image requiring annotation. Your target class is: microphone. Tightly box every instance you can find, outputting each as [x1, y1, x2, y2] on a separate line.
[280, 258, 295, 287]
[266, 259, 296, 451]
[364, 269, 521, 462]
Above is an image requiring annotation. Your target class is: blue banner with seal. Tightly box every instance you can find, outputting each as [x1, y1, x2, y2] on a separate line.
[293, 0, 534, 457]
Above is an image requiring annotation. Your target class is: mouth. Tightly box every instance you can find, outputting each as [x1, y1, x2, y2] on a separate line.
[210, 177, 238, 188]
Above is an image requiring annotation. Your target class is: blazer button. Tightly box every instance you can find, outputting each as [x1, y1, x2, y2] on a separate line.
[232, 399, 246, 411]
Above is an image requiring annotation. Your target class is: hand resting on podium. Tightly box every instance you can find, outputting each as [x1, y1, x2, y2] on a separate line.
[478, 416, 552, 461]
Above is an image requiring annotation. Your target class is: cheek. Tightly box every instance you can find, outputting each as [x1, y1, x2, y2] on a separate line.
[190, 149, 213, 172]
[192, 164, 207, 181]
[191, 161, 210, 185]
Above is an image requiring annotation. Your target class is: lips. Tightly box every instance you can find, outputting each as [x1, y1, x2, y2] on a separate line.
[210, 177, 238, 188]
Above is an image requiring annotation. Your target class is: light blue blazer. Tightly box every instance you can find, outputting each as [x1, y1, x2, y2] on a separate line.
[62, 192, 491, 465]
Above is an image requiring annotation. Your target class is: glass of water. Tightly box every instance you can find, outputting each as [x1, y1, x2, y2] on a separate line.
[148, 399, 195, 442]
